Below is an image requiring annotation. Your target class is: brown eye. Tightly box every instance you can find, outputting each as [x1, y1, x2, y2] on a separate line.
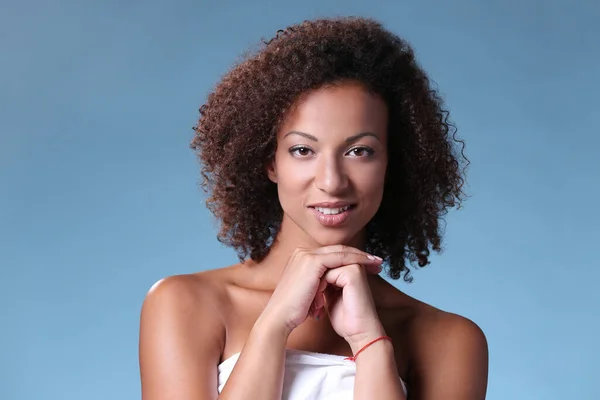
[347, 147, 374, 157]
[289, 146, 314, 157]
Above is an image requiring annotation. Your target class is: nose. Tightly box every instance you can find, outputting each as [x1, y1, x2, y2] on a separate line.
[314, 153, 349, 194]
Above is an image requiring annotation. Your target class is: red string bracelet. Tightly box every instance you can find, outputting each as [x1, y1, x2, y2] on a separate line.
[344, 335, 392, 362]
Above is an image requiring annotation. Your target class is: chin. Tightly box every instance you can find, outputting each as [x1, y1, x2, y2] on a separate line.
[309, 228, 364, 247]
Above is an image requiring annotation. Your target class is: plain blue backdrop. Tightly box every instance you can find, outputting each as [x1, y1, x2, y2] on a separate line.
[1, 0, 598, 399]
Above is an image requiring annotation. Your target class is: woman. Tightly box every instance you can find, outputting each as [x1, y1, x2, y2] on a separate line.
[139, 17, 488, 400]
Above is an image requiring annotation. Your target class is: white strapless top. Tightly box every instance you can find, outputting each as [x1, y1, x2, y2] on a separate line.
[217, 348, 407, 399]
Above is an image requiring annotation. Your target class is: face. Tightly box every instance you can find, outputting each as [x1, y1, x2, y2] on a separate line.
[268, 81, 389, 247]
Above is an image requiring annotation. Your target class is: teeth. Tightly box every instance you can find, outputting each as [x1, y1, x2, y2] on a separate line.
[315, 206, 350, 215]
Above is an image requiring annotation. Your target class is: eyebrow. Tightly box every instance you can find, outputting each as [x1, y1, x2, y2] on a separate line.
[283, 131, 380, 143]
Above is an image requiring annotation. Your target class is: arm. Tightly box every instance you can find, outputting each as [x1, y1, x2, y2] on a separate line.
[220, 246, 383, 398]
[409, 313, 489, 400]
[352, 325, 407, 400]
[217, 311, 290, 400]
[139, 275, 225, 400]
[139, 274, 292, 400]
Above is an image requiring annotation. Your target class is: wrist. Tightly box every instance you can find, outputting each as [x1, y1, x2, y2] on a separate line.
[254, 308, 294, 340]
[347, 324, 388, 355]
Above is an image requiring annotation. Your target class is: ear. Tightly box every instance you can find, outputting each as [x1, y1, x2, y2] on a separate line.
[266, 157, 278, 183]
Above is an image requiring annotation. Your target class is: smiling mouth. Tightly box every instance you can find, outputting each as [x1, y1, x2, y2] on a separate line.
[308, 205, 356, 227]
[312, 205, 353, 215]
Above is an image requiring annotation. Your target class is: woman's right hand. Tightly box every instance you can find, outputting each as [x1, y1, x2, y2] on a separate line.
[259, 245, 383, 336]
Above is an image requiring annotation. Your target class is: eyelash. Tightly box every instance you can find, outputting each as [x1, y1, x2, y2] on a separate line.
[288, 146, 375, 158]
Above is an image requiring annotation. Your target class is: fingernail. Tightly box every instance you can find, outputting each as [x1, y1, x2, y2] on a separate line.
[374, 255, 383, 261]
[367, 254, 376, 260]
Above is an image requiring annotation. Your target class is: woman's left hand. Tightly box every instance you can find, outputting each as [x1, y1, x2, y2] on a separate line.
[313, 263, 386, 352]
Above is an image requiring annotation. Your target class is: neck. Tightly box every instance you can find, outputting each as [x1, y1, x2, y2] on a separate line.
[244, 214, 367, 290]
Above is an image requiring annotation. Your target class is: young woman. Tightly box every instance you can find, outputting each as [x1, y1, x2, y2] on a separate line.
[139, 17, 488, 400]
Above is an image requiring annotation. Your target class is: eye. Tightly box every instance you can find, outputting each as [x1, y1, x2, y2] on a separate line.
[346, 146, 374, 157]
[289, 146, 314, 157]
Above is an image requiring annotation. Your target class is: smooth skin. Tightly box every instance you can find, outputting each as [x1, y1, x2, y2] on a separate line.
[139, 81, 489, 399]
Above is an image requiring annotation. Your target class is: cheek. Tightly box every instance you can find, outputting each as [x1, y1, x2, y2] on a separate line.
[364, 178, 386, 204]
[275, 158, 313, 196]
[354, 162, 387, 194]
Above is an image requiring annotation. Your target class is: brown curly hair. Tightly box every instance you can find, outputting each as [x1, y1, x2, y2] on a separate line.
[191, 16, 468, 282]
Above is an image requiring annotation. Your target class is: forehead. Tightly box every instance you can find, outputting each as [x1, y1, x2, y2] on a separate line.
[278, 81, 388, 139]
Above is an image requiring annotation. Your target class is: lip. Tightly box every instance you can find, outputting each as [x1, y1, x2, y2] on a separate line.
[309, 204, 356, 227]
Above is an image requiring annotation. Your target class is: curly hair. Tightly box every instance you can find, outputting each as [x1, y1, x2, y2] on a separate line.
[191, 16, 468, 282]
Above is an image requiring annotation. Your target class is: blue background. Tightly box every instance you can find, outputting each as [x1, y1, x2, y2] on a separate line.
[1, 1, 598, 399]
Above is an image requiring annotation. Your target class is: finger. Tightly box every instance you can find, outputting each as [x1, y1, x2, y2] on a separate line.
[310, 247, 383, 271]
[308, 298, 318, 319]
[309, 294, 325, 320]
[317, 276, 328, 293]
[365, 263, 383, 274]
[313, 245, 381, 260]
[314, 291, 325, 310]
[313, 278, 327, 313]
[322, 263, 367, 288]
[315, 307, 323, 320]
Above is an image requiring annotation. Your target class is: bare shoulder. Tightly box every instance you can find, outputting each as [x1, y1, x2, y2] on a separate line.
[139, 271, 228, 364]
[140, 267, 239, 344]
[409, 304, 488, 363]
[142, 269, 229, 311]
[403, 297, 489, 399]
[139, 267, 238, 400]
